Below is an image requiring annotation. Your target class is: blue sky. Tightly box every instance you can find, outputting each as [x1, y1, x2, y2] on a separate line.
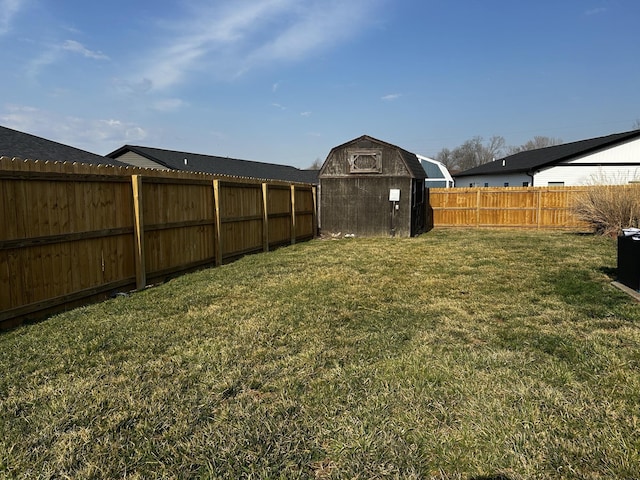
[1, 0, 639, 168]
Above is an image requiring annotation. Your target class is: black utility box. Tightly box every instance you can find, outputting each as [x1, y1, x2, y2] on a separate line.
[617, 232, 640, 291]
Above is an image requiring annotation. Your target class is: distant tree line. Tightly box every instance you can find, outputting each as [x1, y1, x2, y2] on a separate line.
[309, 119, 640, 171]
[435, 135, 563, 172]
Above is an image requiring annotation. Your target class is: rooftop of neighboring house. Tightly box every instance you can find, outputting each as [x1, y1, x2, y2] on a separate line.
[455, 128, 640, 178]
[108, 145, 319, 184]
[0, 125, 126, 166]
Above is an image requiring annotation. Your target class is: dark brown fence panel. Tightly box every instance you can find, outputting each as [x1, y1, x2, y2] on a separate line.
[218, 182, 264, 261]
[267, 185, 292, 248]
[295, 185, 315, 241]
[1, 157, 317, 328]
[141, 178, 216, 281]
[0, 164, 136, 325]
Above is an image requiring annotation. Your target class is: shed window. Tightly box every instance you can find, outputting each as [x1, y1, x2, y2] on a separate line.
[548, 181, 565, 186]
[347, 149, 382, 174]
[504, 182, 509, 187]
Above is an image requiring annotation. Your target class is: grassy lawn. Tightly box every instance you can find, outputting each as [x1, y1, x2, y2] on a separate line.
[1, 229, 639, 479]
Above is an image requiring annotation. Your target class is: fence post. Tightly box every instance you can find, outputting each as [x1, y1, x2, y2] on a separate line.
[262, 183, 269, 252]
[290, 184, 296, 245]
[476, 189, 481, 227]
[536, 188, 542, 229]
[131, 175, 146, 290]
[213, 179, 222, 265]
[312, 185, 318, 238]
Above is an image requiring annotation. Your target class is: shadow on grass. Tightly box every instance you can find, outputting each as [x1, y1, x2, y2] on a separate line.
[470, 475, 513, 480]
[599, 265, 617, 280]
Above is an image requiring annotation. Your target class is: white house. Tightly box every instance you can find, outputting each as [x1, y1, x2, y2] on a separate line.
[454, 129, 640, 187]
[417, 154, 455, 188]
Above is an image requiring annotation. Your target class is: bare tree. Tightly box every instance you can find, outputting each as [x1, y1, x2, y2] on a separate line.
[506, 136, 563, 155]
[434, 135, 506, 171]
[307, 157, 323, 170]
[435, 148, 452, 169]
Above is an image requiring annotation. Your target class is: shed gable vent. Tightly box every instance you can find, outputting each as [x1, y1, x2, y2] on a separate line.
[348, 149, 382, 174]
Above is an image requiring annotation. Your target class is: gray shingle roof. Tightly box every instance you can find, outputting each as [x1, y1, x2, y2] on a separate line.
[455, 129, 640, 177]
[107, 145, 319, 184]
[0, 125, 126, 166]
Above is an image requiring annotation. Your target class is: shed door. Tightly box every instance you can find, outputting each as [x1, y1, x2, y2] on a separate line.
[410, 179, 426, 236]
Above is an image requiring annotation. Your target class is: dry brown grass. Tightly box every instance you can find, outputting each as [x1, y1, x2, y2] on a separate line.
[572, 184, 640, 236]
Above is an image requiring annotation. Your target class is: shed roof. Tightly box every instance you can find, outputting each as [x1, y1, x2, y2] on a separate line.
[107, 145, 318, 184]
[455, 128, 640, 178]
[0, 125, 125, 166]
[323, 135, 426, 179]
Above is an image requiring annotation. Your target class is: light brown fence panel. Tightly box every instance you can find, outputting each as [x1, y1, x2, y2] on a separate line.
[267, 185, 292, 248]
[428, 186, 593, 230]
[218, 182, 264, 261]
[538, 188, 587, 229]
[140, 177, 216, 281]
[478, 188, 537, 227]
[294, 185, 315, 241]
[430, 188, 477, 226]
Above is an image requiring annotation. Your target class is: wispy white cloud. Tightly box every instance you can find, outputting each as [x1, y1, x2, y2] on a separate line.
[1, 104, 147, 154]
[271, 102, 286, 110]
[584, 7, 607, 15]
[272, 82, 281, 92]
[62, 40, 109, 60]
[130, 0, 384, 91]
[27, 39, 109, 81]
[153, 98, 187, 112]
[113, 77, 153, 95]
[300, 111, 311, 117]
[26, 49, 61, 81]
[381, 93, 402, 101]
[0, 0, 26, 35]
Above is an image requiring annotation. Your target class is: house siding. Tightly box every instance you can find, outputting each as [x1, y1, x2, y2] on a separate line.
[458, 172, 532, 187]
[115, 151, 170, 170]
[535, 137, 640, 185]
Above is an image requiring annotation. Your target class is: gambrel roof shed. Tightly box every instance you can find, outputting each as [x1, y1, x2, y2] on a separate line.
[108, 145, 319, 184]
[319, 135, 427, 237]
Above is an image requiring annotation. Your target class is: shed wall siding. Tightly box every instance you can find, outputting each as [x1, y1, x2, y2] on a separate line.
[321, 145, 410, 178]
[321, 177, 413, 236]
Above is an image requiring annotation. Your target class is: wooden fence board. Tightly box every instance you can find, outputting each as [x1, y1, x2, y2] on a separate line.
[1, 159, 316, 327]
[429, 186, 593, 230]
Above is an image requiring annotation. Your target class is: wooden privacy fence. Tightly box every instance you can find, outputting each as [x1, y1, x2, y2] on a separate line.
[427, 186, 591, 229]
[0, 157, 316, 328]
